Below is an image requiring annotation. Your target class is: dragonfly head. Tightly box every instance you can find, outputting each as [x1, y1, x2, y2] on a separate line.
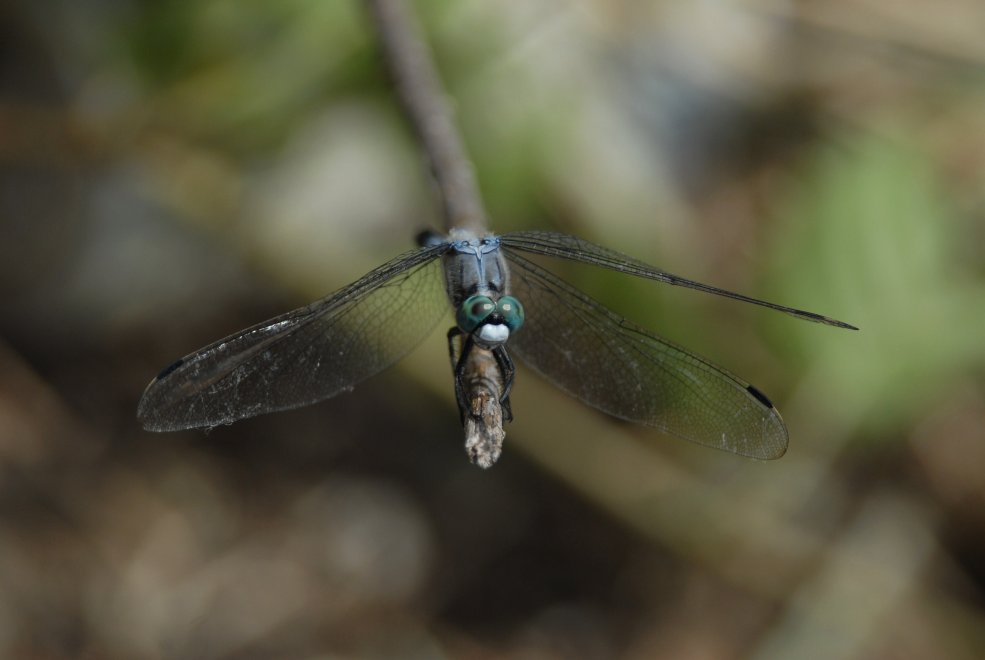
[456, 294, 524, 347]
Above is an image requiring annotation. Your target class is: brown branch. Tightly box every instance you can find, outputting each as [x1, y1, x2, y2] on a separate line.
[365, 0, 487, 234]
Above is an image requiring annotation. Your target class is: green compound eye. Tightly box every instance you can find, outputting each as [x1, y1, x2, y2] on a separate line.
[496, 296, 524, 332]
[456, 295, 496, 332]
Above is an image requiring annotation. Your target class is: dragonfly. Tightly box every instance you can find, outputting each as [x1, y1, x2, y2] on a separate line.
[137, 228, 856, 466]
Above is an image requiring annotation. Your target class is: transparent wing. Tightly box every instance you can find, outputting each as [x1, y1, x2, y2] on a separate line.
[500, 230, 857, 330]
[503, 251, 788, 459]
[138, 244, 447, 431]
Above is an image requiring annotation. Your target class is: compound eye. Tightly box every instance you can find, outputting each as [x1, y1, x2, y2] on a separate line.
[456, 295, 496, 332]
[496, 296, 524, 332]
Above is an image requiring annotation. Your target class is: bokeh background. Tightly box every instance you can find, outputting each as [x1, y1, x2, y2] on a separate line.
[3, 0, 985, 657]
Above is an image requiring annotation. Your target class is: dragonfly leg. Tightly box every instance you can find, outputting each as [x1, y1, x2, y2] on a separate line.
[448, 327, 514, 424]
[491, 345, 515, 423]
[446, 327, 470, 425]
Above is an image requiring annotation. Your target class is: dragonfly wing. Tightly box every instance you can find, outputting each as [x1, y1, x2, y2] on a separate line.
[503, 250, 788, 459]
[138, 244, 448, 431]
[500, 230, 856, 330]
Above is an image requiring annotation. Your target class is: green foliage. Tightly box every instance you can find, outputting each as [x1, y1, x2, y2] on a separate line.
[123, 0, 370, 151]
[769, 131, 985, 436]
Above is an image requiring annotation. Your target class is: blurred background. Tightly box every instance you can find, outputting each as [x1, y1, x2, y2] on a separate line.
[2, 0, 985, 657]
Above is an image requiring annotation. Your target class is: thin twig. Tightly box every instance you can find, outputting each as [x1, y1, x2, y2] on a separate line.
[365, 0, 506, 466]
[365, 0, 487, 234]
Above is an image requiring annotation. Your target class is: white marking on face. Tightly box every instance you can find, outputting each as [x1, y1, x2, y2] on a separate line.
[477, 324, 509, 345]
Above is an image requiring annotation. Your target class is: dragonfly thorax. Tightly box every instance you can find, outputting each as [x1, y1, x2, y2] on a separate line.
[440, 231, 510, 309]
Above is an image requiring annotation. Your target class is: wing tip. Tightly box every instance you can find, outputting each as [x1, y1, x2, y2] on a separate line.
[824, 317, 859, 331]
[744, 384, 789, 460]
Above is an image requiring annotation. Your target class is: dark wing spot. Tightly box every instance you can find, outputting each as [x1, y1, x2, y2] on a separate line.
[155, 358, 184, 381]
[746, 384, 775, 410]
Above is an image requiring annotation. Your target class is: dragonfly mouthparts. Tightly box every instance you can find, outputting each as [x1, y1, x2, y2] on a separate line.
[476, 322, 510, 346]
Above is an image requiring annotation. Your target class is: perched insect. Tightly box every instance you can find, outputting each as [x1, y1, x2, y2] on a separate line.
[138, 229, 855, 466]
